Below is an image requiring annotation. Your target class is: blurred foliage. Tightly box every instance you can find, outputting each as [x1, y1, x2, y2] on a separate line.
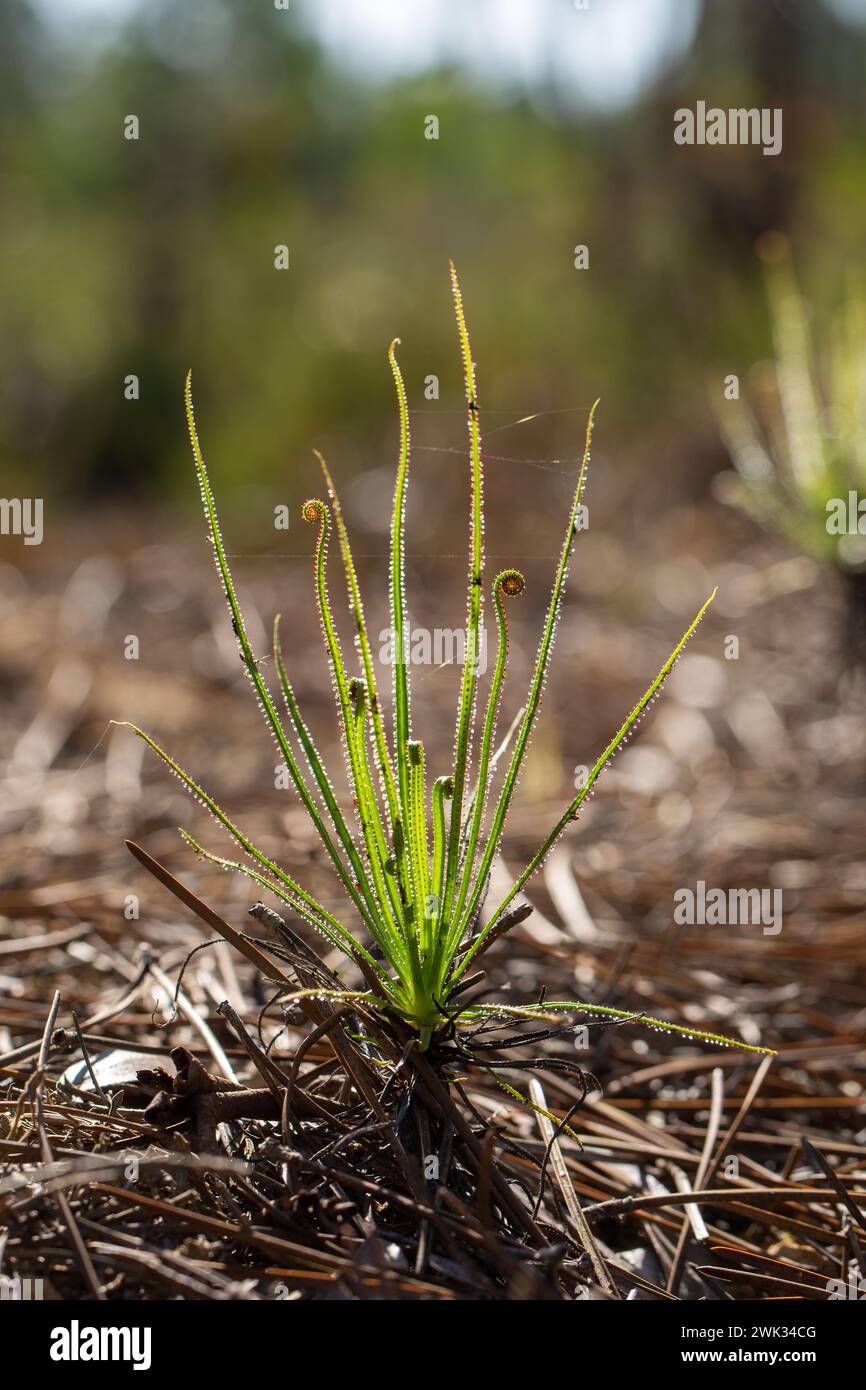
[717, 232, 866, 573]
[2, 0, 866, 516]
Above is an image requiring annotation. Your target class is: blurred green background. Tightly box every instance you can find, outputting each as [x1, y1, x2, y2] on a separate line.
[2, 0, 866, 520]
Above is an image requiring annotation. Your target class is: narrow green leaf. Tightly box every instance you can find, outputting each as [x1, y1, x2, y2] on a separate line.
[386, 341, 414, 874]
[466, 1001, 776, 1056]
[178, 828, 393, 988]
[448, 569, 524, 954]
[272, 613, 374, 914]
[427, 774, 453, 972]
[184, 374, 378, 924]
[117, 720, 352, 949]
[316, 448, 401, 832]
[407, 740, 430, 953]
[347, 676, 412, 973]
[452, 400, 599, 950]
[301, 498, 395, 907]
[452, 590, 717, 982]
[442, 262, 486, 926]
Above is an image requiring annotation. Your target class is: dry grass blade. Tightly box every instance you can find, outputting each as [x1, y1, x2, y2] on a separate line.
[34, 991, 105, 1300]
[528, 1076, 618, 1297]
[125, 839, 293, 989]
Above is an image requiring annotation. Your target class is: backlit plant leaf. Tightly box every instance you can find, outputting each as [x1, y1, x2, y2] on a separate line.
[126, 269, 773, 1058]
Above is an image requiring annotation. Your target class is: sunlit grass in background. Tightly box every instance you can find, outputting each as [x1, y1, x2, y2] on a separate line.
[717, 232, 866, 575]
